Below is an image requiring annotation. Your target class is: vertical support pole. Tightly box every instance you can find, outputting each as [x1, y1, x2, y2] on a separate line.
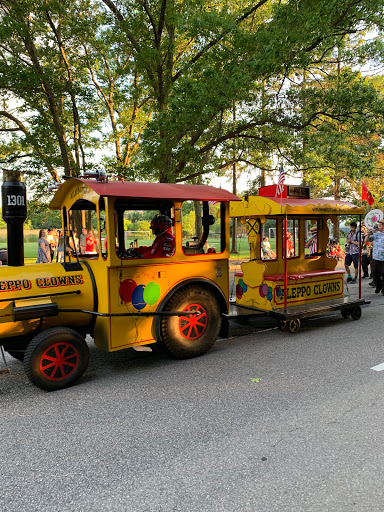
[1, 169, 27, 266]
[284, 215, 288, 312]
[359, 214, 362, 300]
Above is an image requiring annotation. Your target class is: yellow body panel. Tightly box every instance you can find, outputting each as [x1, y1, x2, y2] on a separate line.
[0, 262, 94, 338]
[97, 259, 229, 351]
[235, 272, 344, 311]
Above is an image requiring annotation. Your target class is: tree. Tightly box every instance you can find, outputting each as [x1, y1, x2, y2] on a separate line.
[1, 0, 384, 193]
[0, 0, 99, 194]
[26, 199, 61, 229]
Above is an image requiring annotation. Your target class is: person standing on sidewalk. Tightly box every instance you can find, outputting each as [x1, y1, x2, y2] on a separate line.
[365, 219, 384, 294]
[344, 222, 360, 283]
[361, 225, 371, 278]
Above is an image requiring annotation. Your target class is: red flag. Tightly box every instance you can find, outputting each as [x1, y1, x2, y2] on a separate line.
[362, 182, 374, 206]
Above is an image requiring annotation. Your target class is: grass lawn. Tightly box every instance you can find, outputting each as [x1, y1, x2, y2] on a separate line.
[229, 236, 251, 259]
[21, 238, 249, 262]
[25, 242, 37, 258]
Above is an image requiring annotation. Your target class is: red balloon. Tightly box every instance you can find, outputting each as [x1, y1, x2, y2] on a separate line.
[119, 279, 137, 303]
[236, 284, 243, 299]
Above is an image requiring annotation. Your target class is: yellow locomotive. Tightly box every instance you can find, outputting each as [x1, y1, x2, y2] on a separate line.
[0, 170, 239, 391]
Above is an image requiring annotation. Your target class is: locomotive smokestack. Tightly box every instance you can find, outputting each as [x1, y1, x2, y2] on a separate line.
[1, 170, 27, 266]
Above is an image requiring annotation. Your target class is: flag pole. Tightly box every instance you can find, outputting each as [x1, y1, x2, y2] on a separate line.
[275, 163, 287, 312]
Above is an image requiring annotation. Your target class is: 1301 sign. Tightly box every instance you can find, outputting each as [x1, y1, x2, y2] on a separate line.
[7, 195, 25, 206]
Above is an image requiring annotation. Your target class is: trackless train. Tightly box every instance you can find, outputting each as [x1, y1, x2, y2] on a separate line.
[0, 171, 368, 391]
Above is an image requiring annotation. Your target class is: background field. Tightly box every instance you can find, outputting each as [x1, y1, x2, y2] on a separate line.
[19, 237, 251, 263]
[1, 232, 347, 265]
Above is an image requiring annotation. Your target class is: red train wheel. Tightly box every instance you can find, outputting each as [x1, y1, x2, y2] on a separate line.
[161, 286, 221, 359]
[179, 304, 208, 340]
[39, 342, 79, 381]
[24, 328, 89, 391]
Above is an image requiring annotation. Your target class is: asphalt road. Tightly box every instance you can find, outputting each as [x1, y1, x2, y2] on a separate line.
[1, 279, 384, 512]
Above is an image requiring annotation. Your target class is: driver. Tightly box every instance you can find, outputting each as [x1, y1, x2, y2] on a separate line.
[135, 214, 175, 258]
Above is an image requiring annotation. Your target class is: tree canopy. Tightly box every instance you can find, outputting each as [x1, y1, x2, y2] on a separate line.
[0, 0, 384, 200]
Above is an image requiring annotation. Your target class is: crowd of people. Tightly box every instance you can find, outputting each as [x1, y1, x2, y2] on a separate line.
[329, 220, 384, 296]
[365, 219, 384, 294]
[36, 227, 99, 263]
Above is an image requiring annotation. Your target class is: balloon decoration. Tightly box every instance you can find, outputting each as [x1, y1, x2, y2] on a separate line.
[131, 284, 146, 310]
[143, 281, 161, 305]
[119, 279, 137, 303]
[259, 282, 273, 302]
[119, 279, 161, 310]
[236, 278, 248, 299]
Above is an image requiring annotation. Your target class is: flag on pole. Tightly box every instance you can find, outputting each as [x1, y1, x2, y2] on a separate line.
[275, 163, 285, 197]
[362, 182, 374, 206]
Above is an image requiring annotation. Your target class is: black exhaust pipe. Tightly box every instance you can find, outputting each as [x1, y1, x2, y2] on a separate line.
[1, 170, 27, 266]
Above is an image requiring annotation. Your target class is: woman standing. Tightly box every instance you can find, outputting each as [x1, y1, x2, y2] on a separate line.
[85, 230, 98, 254]
[36, 230, 51, 263]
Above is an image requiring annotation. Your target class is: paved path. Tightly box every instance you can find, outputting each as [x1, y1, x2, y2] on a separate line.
[1, 278, 383, 512]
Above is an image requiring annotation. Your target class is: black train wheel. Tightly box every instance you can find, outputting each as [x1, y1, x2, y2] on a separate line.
[288, 319, 301, 333]
[160, 286, 221, 359]
[24, 327, 89, 391]
[350, 306, 362, 321]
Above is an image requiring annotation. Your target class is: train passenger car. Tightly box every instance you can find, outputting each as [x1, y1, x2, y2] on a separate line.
[230, 184, 369, 332]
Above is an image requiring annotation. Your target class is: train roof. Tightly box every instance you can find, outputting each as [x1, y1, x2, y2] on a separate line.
[49, 178, 241, 209]
[231, 193, 365, 217]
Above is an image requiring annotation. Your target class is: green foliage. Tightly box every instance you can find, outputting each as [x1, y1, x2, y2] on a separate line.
[26, 200, 62, 229]
[134, 220, 150, 232]
[0, 0, 384, 198]
[0, 209, 6, 229]
[123, 218, 151, 233]
[182, 211, 196, 237]
[123, 220, 134, 231]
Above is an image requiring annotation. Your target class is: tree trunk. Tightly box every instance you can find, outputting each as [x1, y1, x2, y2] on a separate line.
[260, 169, 266, 188]
[231, 104, 238, 253]
[23, 27, 72, 176]
[194, 201, 202, 240]
[333, 175, 341, 240]
[231, 161, 238, 253]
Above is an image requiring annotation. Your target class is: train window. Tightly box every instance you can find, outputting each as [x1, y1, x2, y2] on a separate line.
[68, 200, 99, 259]
[114, 199, 175, 259]
[305, 219, 319, 257]
[261, 219, 277, 260]
[182, 201, 224, 255]
[286, 219, 299, 258]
